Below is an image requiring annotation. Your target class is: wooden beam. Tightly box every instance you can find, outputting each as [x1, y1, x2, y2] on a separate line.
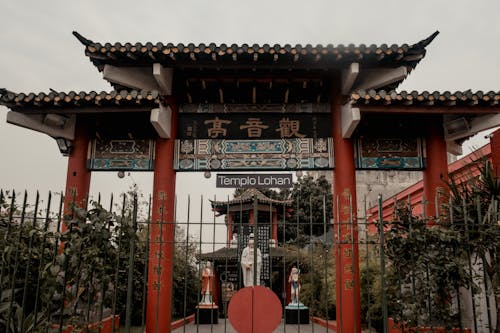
[355, 66, 407, 90]
[446, 140, 463, 156]
[6, 111, 75, 140]
[219, 88, 224, 104]
[341, 103, 361, 138]
[341, 63, 359, 94]
[179, 71, 327, 81]
[103, 65, 159, 91]
[443, 116, 470, 139]
[160, 61, 344, 70]
[150, 104, 172, 138]
[153, 63, 173, 95]
[445, 113, 500, 141]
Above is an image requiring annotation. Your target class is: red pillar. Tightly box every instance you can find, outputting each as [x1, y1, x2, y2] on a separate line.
[146, 103, 178, 333]
[63, 119, 91, 219]
[490, 128, 500, 175]
[249, 209, 254, 225]
[272, 211, 278, 241]
[332, 79, 361, 333]
[422, 119, 448, 220]
[227, 213, 233, 246]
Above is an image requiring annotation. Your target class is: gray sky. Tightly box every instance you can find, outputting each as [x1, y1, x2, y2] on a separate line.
[0, 0, 499, 225]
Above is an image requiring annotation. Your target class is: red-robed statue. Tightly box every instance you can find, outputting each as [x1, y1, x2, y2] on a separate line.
[201, 261, 215, 304]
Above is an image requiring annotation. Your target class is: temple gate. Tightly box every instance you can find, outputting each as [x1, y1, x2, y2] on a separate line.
[1, 30, 500, 332]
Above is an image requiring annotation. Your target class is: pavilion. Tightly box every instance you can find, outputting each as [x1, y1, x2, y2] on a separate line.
[198, 188, 292, 309]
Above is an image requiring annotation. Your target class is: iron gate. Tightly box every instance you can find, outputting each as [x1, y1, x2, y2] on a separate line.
[0, 185, 497, 332]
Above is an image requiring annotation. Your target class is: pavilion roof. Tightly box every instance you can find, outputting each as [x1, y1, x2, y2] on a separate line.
[198, 246, 293, 261]
[0, 89, 161, 112]
[69, 31, 440, 100]
[210, 188, 292, 208]
[1, 88, 499, 114]
[350, 90, 500, 116]
[74, 31, 437, 75]
[351, 89, 500, 109]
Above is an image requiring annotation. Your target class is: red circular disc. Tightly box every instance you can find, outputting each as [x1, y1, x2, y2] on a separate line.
[228, 286, 282, 333]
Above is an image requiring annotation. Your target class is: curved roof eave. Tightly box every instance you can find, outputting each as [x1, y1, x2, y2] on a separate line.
[350, 89, 500, 109]
[73, 31, 439, 87]
[1, 88, 499, 114]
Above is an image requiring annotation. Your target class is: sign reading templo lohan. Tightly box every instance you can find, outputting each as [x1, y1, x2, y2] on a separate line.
[216, 173, 293, 188]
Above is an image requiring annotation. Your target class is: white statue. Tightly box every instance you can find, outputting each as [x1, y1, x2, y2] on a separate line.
[230, 233, 238, 249]
[288, 266, 301, 304]
[240, 234, 262, 287]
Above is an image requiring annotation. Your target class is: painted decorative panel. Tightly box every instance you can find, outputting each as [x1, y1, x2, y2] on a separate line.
[174, 138, 334, 171]
[88, 138, 155, 171]
[355, 137, 425, 170]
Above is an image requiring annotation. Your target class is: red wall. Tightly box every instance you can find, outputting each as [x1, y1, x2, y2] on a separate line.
[367, 141, 494, 233]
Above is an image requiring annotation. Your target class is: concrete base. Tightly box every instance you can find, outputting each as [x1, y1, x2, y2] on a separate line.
[285, 305, 309, 324]
[195, 305, 219, 324]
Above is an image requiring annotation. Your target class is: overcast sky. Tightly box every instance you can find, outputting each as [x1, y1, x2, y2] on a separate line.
[0, 0, 499, 229]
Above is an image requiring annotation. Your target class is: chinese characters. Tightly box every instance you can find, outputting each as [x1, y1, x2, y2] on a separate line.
[240, 118, 269, 138]
[204, 116, 306, 139]
[276, 118, 306, 138]
[204, 117, 232, 138]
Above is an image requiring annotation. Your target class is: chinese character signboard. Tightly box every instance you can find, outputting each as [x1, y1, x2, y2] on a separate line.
[174, 104, 334, 171]
[178, 113, 331, 139]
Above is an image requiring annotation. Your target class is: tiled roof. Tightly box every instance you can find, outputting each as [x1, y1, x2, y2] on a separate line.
[0, 32, 441, 107]
[74, 31, 439, 72]
[198, 246, 291, 260]
[0, 89, 161, 111]
[2, 88, 499, 112]
[351, 89, 500, 107]
[210, 188, 292, 208]
[198, 247, 238, 260]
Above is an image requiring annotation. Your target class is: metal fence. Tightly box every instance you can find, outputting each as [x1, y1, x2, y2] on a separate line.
[0, 187, 497, 333]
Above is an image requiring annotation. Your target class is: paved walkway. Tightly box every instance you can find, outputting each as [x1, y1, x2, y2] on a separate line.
[172, 320, 335, 333]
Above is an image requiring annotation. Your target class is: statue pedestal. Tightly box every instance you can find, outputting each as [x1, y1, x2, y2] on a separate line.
[285, 304, 309, 324]
[195, 304, 219, 324]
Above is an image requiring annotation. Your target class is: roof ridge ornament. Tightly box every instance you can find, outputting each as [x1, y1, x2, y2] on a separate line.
[0, 88, 14, 101]
[72, 31, 94, 46]
[412, 31, 440, 49]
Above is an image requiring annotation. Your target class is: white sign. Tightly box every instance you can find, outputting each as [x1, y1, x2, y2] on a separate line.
[216, 173, 293, 188]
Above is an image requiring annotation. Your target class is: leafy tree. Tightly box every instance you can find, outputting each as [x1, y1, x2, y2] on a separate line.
[382, 205, 472, 328]
[232, 175, 333, 242]
[288, 175, 333, 237]
[359, 238, 385, 332]
[445, 158, 500, 332]
[377, 158, 500, 330]
[0, 191, 54, 332]
[279, 243, 336, 319]
[113, 194, 147, 327]
[112, 187, 199, 322]
[43, 202, 117, 330]
[0, 188, 200, 331]
[172, 225, 199, 320]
